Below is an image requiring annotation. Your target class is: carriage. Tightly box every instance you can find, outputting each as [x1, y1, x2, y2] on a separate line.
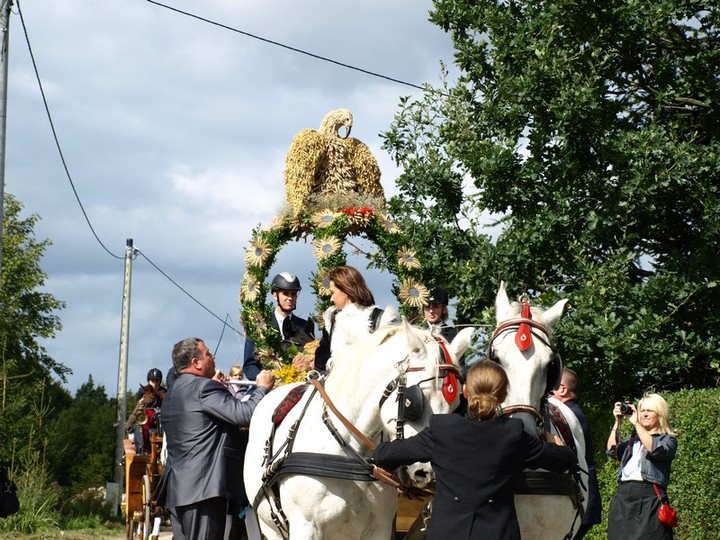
[122, 406, 167, 540]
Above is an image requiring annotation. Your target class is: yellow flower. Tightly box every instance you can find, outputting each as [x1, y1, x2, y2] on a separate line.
[312, 209, 340, 228]
[312, 236, 342, 260]
[316, 269, 332, 297]
[399, 279, 429, 308]
[377, 213, 401, 234]
[240, 274, 260, 303]
[245, 237, 271, 268]
[398, 246, 421, 270]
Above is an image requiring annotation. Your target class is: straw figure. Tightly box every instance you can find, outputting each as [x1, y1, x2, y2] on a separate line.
[284, 108, 385, 214]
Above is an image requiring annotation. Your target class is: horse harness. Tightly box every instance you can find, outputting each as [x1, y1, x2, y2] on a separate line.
[255, 338, 461, 539]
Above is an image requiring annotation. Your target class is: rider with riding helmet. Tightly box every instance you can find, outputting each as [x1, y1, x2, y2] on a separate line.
[242, 272, 315, 380]
[423, 286, 459, 344]
[126, 367, 166, 452]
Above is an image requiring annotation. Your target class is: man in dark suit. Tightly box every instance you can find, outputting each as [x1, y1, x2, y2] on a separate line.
[162, 337, 275, 539]
[552, 368, 602, 539]
[242, 272, 315, 379]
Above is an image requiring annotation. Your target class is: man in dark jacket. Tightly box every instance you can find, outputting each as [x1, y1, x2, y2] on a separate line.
[162, 337, 275, 539]
[552, 367, 602, 539]
[242, 272, 315, 379]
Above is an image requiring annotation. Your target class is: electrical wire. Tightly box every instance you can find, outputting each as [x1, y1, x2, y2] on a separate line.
[145, 0, 428, 92]
[16, 0, 122, 260]
[135, 248, 243, 338]
[16, 0, 244, 342]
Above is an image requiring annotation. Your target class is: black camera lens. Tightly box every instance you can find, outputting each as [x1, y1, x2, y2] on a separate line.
[620, 402, 632, 416]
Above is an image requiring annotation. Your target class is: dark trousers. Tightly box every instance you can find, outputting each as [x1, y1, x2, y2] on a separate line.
[171, 497, 226, 540]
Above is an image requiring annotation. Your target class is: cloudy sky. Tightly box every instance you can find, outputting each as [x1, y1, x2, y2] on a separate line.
[5, 0, 457, 396]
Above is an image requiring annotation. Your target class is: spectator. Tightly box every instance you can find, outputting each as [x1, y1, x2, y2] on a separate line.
[606, 392, 677, 540]
[162, 337, 275, 539]
[314, 265, 396, 373]
[551, 368, 601, 539]
[243, 272, 315, 380]
[374, 360, 574, 540]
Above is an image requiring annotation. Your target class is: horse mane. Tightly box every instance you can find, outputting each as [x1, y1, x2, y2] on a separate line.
[325, 322, 443, 396]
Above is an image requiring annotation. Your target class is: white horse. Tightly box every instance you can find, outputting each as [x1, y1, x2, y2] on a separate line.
[244, 319, 474, 540]
[490, 282, 589, 540]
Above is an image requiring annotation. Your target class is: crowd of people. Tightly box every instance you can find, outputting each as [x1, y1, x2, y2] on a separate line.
[126, 265, 677, 540]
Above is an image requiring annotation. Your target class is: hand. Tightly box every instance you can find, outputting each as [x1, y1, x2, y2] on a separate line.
[612, 401, 626, 421]
[213, 370, 227, 382]
[544, 433, 566, 446]
[256, 369, 276, 390]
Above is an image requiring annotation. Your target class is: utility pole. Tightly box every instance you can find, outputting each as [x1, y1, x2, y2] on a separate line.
[112, 238, 136, 514]
[0, 0, 13, 280]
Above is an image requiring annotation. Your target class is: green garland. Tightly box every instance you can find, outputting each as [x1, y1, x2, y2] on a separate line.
[240, 205, 430, 369]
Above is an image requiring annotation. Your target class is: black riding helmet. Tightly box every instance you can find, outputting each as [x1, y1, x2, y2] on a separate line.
[146, 368, 163, 382]
[271, 272, 302, 292]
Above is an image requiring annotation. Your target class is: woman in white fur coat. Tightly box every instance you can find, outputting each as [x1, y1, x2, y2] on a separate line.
[313, 265, 397, 373]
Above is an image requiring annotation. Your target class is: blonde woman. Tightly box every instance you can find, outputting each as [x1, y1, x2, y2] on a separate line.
[606, 392, 677, 539]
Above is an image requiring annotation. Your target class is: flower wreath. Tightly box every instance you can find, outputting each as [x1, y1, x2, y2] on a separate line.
[240, 201, 430, 376]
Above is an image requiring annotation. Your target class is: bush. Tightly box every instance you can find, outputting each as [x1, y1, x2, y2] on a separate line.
[0, 458, 62, 535]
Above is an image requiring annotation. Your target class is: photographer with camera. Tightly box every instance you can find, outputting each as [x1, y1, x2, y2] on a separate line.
[606, 393, 678, 539]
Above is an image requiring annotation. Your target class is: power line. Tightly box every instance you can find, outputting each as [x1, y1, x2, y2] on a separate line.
[15, 0, 242, 340]
[145, 0, 428, 93]
[16, 0, 122, 260]
[135, 248, 243, 338]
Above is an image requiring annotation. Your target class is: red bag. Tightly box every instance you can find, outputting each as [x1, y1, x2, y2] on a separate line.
[653, 484, 678, 528]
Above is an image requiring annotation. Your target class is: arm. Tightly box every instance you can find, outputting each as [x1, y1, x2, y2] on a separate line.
[199, 370, 274, 427]
[314, 328, 331, 373]
[242, 339, 262, 381]
[522, 430, 575, 472]
[606, 401, 625, 453]
[374, 427, 434, 470]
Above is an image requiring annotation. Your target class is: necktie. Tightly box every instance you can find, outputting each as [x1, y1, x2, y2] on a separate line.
[282, 316, 292, 340]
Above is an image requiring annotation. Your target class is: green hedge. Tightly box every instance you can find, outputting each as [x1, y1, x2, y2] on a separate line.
[582, 387, 720, 540]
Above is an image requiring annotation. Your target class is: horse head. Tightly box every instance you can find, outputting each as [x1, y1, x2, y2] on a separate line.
[138, 382, 163, 406]
[490, 281, 567, 436]
[371, 320, 475, 488]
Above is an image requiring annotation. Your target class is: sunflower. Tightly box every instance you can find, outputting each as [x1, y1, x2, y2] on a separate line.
[250, 311, 269, 337]
[312, 209, 340, 229]
[312, 236, 342, 260]
[245, 237, 271, 268]
[240, 274, 260, 303]
[377, 213, 401, 234]
[315, 269, 332, 297]
[398, 246, 421, 270]
[399, 279, 429, 308]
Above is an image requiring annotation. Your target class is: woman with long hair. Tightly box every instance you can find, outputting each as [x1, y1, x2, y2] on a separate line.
[314, 265, 396, 372]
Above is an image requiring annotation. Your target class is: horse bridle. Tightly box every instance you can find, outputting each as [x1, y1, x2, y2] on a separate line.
[486, 313, 563, 432]
[378, 338, 461, 440]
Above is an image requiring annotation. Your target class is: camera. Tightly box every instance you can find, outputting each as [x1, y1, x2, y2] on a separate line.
[620, 402, 633, 416]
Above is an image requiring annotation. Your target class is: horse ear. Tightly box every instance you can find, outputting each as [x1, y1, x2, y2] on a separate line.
[449, 327, 475, 365]
[495, 281, 511, 323]
[543, 298, 569, 328]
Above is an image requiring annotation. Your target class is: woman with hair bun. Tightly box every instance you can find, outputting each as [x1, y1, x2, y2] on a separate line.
[374, 360, 575, 540]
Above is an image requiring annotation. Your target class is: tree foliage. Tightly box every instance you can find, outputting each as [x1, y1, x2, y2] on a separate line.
[383, 0, 720, 401]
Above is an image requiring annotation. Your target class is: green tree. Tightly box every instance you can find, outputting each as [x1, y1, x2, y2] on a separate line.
[383, 1, 720, 401]
[0, 194, 70, 466]
[46, 376, 117, 490]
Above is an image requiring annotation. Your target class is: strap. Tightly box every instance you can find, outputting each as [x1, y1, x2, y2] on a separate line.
[310, 379, 376, 451]
[652, 483, 667, 502]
